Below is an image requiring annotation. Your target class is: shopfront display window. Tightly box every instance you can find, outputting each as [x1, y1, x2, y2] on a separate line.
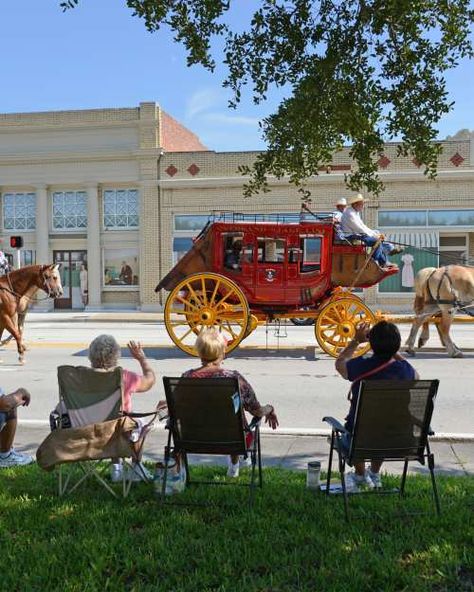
[2, 193, 36, 231]
[103, 248, 139, 287]
[428, 210, 474, 226]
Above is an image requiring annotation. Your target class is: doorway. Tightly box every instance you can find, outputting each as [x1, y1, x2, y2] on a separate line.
[53, 250, 87, 309]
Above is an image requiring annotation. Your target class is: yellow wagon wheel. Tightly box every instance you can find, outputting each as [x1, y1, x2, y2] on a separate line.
[315, 297, 375, 358]
[164, 272, 250, 356]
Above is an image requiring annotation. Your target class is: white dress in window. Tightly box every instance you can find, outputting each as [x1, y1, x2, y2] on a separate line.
[401, 253, 415, 288]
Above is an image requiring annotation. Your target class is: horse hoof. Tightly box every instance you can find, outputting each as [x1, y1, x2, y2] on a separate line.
[18, 358, 25, 365]
[451, 350, 464, 359]
[405, 349, 415, 357]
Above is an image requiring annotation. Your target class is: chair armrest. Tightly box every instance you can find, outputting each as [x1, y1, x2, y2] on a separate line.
[322, 416, 349, 434]
[248, 416, 262, 431]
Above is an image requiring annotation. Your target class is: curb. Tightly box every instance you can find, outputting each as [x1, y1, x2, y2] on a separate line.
[18, 420, 474, 443]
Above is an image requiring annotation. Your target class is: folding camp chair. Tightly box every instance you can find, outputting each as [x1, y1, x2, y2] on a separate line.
[37, 365, 158, 498]
[323, 379, 440, 520]
[162, 376, 263, 506]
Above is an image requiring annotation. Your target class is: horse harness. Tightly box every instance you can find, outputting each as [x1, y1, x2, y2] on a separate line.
[426, 265, 474, 317]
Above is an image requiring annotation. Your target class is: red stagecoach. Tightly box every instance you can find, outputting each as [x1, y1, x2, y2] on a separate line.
[156, 213, 398, 357]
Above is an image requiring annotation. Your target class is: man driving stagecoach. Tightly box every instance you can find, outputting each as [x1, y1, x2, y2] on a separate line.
[340, 194, 404, 269]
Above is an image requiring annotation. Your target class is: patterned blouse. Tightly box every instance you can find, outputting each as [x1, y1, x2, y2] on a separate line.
[181, 367, 261, 416]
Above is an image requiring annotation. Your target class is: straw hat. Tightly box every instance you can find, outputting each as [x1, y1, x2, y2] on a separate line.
[336, 198, 347, 206]
[348, 193, 367, 205]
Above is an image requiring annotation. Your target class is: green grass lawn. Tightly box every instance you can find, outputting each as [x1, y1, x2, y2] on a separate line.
[0, 465, 473, 592]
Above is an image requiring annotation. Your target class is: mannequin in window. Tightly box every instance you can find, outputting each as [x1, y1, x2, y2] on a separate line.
[119, 261, 133, 285]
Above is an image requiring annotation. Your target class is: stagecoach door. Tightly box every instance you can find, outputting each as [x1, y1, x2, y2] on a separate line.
[53, 250, 88, 309]
[256, 236, 285, 297]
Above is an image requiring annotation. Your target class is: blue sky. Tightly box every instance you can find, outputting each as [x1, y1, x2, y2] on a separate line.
[1, 1, 473, 151]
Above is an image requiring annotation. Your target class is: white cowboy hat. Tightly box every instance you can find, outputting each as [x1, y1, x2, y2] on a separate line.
[336, 198, 347, 206]
[348, 193, 367, 205]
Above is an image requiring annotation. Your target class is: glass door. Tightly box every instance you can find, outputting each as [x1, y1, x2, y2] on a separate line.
[53, 250, 87, 309]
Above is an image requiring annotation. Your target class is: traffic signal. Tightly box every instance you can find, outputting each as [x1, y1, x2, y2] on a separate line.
[9, 236, 23, 249]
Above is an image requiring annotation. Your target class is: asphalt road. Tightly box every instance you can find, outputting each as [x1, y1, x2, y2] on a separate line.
[1, 320, 473, 435]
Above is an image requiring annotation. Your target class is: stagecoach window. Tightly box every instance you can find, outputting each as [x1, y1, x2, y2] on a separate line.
[257, 238, 285, 263]
[223, 234, 244, 271]
[300, 236, 321, 273]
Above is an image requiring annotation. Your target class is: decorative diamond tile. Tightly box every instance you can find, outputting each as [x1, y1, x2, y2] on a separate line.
[412, 157, 421, 168]
[166, 165, 178, 177]
[187, 163, 200, 176]
[377, 155, 391, 168]
[450, 152, 465, 167]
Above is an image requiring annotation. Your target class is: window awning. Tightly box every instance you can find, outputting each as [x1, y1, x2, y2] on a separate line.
[385, 231, 438, 249]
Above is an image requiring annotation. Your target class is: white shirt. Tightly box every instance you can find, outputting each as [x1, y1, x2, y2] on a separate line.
[332, 210, 342, 223]
[340, 206, 379, 238]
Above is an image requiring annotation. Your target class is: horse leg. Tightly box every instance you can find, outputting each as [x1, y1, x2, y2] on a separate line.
[1, 315, 26, 364]
[439, 310, 462, 358]
[418, 321, 430, 349]
[405, 305, 438, 355]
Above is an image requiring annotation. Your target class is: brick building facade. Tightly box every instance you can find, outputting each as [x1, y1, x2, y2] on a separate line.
[1, 102, 473, 310]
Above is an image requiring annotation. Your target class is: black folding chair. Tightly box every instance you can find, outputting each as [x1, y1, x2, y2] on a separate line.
[162, 377, 262, 506]
[323, 379, 440, 520]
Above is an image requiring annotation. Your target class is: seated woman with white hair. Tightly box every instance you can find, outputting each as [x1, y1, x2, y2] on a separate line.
[181, 327, 279, 477]
[88, 334, 158, 481]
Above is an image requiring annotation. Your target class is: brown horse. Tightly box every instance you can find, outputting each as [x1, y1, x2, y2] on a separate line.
[0, 265, 63, 364]
[405, 265, 474, 358]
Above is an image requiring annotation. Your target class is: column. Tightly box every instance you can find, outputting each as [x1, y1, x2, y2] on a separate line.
[35, 185, 49, 264]
[34, 185, 52, 310]
[86, 184, 102, 309]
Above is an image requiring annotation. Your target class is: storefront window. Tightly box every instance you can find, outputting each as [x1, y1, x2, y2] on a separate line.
[103, 248, 139, 287]
[103, 189, 139, 229]
[174, 215, 209, 231]
[378, 210, 427, 227]
[173, 237, 193, 263]
[52, 191, 87, 230]
[427, 210, 474, 226]
[3, 193, 36, 231]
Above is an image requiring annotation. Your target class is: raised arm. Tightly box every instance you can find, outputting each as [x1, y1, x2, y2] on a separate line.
[127, 341, 156, 392]
[335, 323, 370, 379]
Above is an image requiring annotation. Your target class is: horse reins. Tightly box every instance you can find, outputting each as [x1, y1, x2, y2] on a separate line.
[0, 270, 55, 302]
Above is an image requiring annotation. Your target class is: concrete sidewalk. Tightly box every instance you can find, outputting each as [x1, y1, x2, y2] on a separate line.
[12, 424, 474, 477]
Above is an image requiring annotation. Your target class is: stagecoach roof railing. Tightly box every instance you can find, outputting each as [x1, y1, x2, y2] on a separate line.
[208, 210, 334, 225]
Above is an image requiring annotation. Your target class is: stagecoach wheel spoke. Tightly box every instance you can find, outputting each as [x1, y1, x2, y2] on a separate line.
[176, 295, 200, 312]
[164, 273, 249, 356]
[200, 277, 208, 305]
[209, 280, 221, 307]
[186, 282, 205, 308]
[315, 297, 374, 358]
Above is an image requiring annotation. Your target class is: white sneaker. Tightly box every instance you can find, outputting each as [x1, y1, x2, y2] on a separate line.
[344, 471, 374, 492]
[227, 458, 240, 478]
[110, 463, 123, 483]
[240, 455, 252, 468]
[126, 462, 153, 482]
[368, 469, 382, 489]
[0, 449, 34, 468]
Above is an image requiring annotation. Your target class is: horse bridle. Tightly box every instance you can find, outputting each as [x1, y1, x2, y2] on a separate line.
[2, 268, 57, 301]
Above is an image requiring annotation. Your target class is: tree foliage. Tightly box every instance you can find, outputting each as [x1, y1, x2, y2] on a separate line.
[61, 0, 474, 197]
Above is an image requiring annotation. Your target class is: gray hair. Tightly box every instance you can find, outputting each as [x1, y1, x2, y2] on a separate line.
[88, 334, 121, 369]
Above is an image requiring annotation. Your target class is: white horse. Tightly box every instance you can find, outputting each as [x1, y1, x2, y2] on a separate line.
[405, 265, 474, 358]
